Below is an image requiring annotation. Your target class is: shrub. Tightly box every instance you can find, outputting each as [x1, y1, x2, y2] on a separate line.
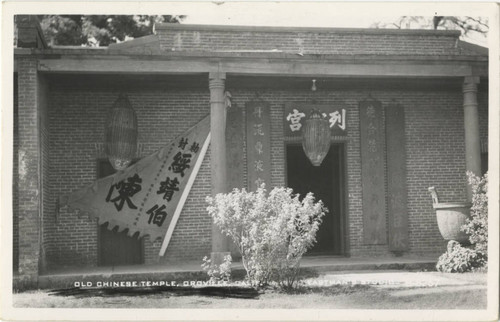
[201, 254, 232, 283]
[436, 240, 487, 273]
[462, 171, 488, 256]
[206, 185, 326, 289]
[436, 172, 488, 273]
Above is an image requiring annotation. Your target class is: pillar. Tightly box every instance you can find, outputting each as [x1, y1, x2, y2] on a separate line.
[15, 14, 49, 289]
[463, 76, 481, 201]
[16, 57, 42, 288]
[209, 72, 230, 263]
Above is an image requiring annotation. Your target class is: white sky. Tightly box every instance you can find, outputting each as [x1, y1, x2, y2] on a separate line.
[182, 3, 382, 27]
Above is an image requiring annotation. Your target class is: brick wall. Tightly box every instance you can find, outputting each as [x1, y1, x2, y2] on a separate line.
[155, 24, 468, 56]
[48, 81, 212, 267]
[228, 87, 487, 257]
[18, 75, 487, 269]
[405, 93, 466, 255]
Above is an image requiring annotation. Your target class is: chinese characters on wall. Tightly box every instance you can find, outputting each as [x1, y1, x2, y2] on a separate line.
[359, 99, 387, 245]
[284, 105, 348, 138]
[246, 101, 271, 191]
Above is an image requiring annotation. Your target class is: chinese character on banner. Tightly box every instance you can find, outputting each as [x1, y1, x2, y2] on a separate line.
[255, 141, 263, 155]
[286, 109, 306, 131]
[255, 177, 265, 188]
[329, 109, 346, 130]
[253, 124, 265, 136]
[157, 176, 180, 201]
[367, 122, 377, 136]
[178, 138, 188, 150]
[253, 105, 263, 119]
[105, 174, 142, 211]
[368, 155, 381, 169]
[246, 101, 271, 193]
[169, 152, 192, 177]
[368, 139, 378, 153]
[189, 142, 200, 153]
[147, 204, 168, 227]
[254, 160, 264, 172]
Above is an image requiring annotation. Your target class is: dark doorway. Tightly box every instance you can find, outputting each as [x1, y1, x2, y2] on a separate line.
[286, 144, 345, 255]
[481, 152, 488, 176]
[97, 159, 143, 266]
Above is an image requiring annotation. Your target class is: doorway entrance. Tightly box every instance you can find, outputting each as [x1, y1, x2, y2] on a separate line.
[97, 159, 143, 266]
[286, 143, 345, 255]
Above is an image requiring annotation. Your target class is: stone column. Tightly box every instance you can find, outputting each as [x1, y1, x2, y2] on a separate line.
[463, 76, 481, 201]
[209, 72, 230, 264]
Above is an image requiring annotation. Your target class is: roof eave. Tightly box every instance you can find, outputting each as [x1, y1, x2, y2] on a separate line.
[14, 47, 489, 63]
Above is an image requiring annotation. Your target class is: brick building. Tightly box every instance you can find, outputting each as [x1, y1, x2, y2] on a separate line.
[13, 16, 488, 287]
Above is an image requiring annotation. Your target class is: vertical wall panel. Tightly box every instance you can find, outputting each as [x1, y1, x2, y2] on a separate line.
[386, 103, 409, 251]
[359, 99, 387, 244]
[226, 105, 245, 190]
[246, 101, 272, 191]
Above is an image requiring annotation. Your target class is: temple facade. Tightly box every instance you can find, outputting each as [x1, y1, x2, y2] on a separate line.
[13, 16, 488, 287]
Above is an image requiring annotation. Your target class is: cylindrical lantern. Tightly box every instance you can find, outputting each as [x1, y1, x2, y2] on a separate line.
[105, 94, 138, 171]
[302, 109, 331, 166]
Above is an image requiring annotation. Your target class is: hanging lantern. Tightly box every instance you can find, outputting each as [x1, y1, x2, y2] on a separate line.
[302, 109, 331, 166]
[105, 94, 138, 171]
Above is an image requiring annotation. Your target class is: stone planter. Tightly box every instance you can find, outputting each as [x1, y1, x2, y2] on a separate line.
[434, 203, 471, 243]
[428, 187, 471, 244]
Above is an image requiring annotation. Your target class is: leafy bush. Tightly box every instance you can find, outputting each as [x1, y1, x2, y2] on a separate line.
[201, 254, 232, 283]
[462, 171, 488, 256]
[436, 240, 487, 273]
[436, 172, 488, 273]
[206, 185, 326, 289]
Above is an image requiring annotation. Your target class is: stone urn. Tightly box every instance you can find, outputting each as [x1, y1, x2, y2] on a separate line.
[428, 187, 471, 244]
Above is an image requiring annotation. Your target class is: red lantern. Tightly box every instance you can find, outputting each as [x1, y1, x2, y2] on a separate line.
[302, 109, 331, 166]
[105, 94, 138, 171]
